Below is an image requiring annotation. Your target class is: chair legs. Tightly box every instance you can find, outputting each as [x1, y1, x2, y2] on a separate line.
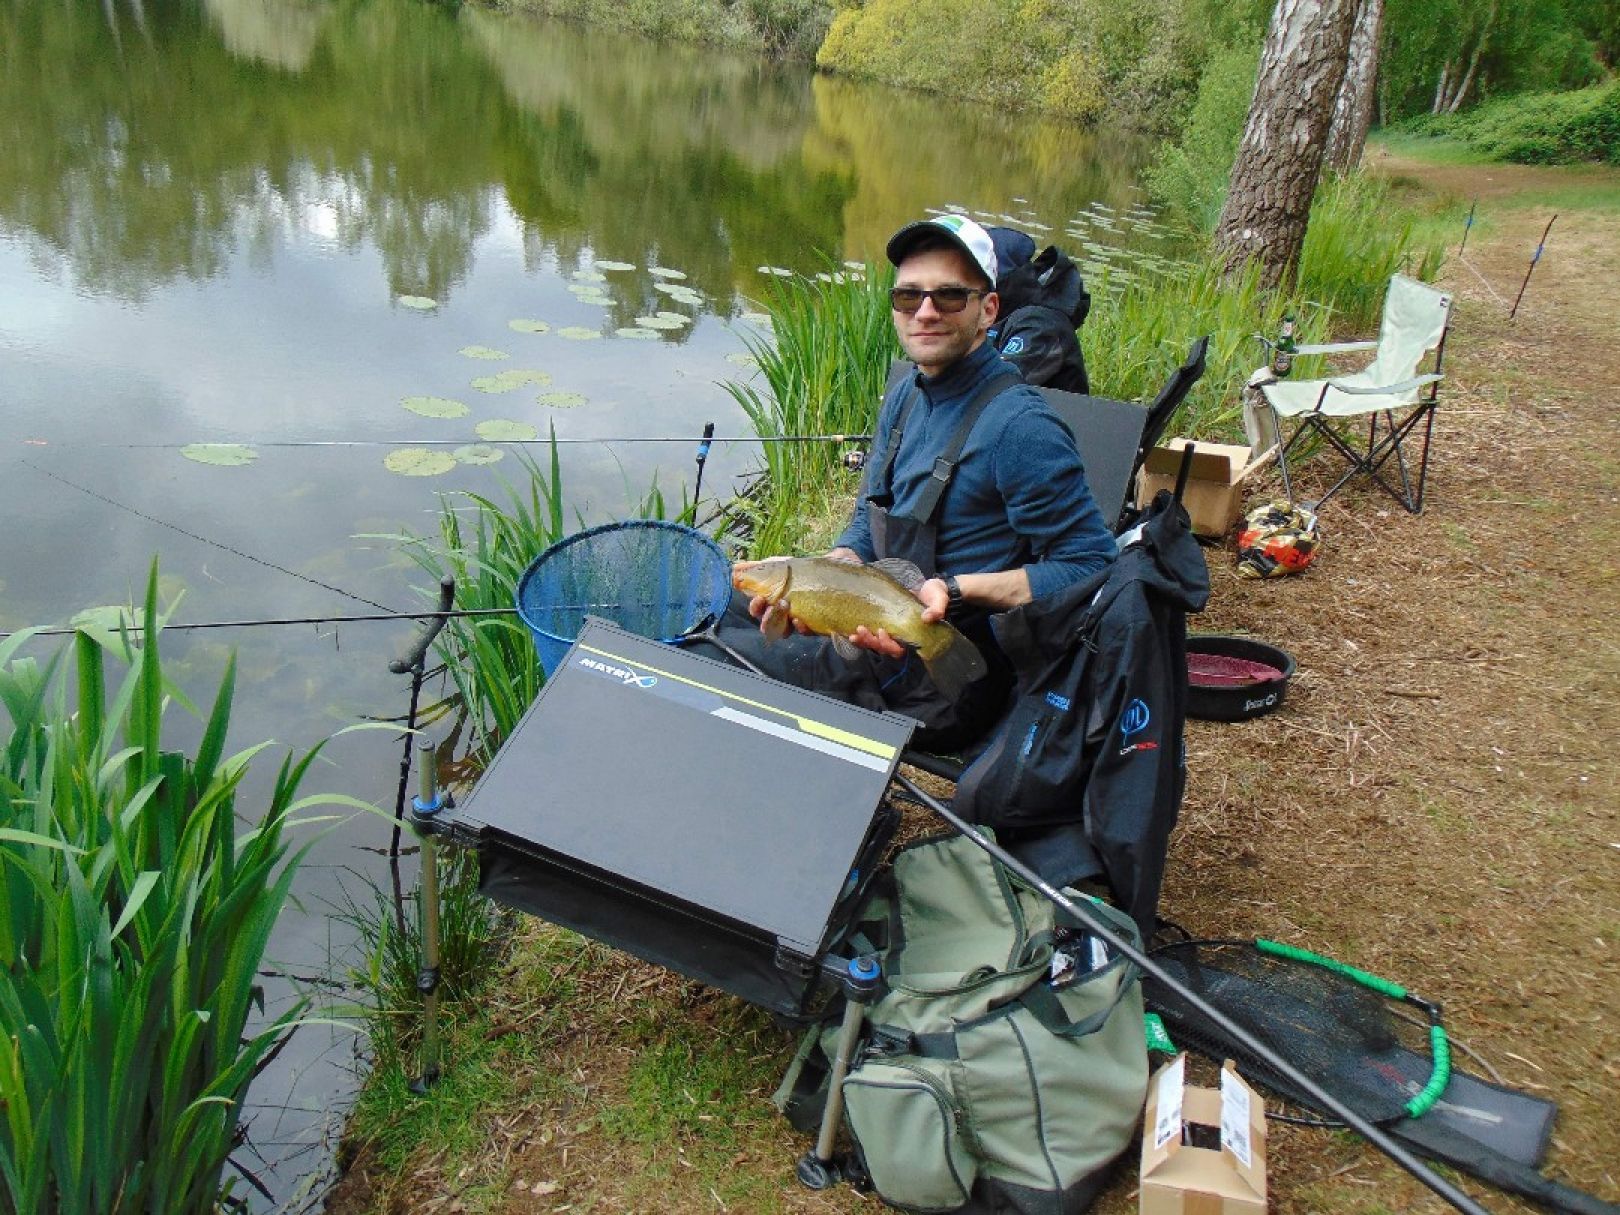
[1269, 403, 1436, 513]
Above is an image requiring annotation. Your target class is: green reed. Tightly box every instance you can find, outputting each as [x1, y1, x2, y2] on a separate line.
[0, 566, 346, 1214]
[722, 263, 900, 556]
[389, 445, 568, 765]
[389, 440, 682, 765]
[335, 848, 509, 1067]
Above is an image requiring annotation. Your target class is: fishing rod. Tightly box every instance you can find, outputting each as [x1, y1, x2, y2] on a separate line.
[892, 771, 1495, 1215]
[0, 607, 518, 643]
[14, 433, 874, 450]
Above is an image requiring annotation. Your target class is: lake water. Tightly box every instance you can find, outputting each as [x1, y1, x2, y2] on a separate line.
[0, 0, 1157, 1204]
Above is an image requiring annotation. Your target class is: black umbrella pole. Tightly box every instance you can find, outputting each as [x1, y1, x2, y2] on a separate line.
[892, 773, 1492, 1215]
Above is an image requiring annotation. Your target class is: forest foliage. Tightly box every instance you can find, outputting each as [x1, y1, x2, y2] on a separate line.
[811, 0, 1614, 137]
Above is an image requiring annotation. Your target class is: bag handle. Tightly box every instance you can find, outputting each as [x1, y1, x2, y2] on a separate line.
[1016, 957, 1142, 1039]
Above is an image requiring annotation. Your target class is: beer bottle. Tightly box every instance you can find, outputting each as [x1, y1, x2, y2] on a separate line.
[1270, 312, 1297, 378]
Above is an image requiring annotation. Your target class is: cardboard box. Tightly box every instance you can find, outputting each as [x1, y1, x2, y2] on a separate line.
[1140, 1055, 1267, 1215]
[1136, 439, 1264, 538]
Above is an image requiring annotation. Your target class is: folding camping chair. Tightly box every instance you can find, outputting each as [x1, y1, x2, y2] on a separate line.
[1258, 275, 1452, 513]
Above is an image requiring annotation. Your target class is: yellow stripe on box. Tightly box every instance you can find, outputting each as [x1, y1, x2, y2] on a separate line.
[577, 643, 898, 761]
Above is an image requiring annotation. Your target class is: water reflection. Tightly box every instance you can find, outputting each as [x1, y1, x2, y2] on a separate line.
[1, 0, 1151, 311]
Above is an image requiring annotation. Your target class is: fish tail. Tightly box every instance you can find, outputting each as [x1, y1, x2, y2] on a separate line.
[918, 624, 987, 702]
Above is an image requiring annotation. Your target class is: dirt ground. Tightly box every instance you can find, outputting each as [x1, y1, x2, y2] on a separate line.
[326, 156, 1620, 1215]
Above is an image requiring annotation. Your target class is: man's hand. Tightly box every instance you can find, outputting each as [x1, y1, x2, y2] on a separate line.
[847, 577, 949, 659]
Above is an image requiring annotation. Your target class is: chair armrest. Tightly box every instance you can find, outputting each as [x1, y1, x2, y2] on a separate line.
[1325, 373, 1443, 396]
[1295, 340, 1378, 356]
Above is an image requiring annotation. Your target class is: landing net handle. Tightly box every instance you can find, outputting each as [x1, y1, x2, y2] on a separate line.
[892, 771, 1492, 1215]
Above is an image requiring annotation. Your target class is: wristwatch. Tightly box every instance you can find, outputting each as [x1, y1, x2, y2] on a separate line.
[942, 575, 965, 618]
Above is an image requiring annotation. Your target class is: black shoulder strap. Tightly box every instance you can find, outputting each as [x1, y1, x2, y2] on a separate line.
[872, 376, 924, 499]
[908, 371, 1020, 525]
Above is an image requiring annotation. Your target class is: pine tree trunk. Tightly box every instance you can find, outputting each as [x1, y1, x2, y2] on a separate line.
[1323, 0, 1383, 172]
[1215, 0, 1359, 288]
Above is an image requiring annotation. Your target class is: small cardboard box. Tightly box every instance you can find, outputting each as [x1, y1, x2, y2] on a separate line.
[1140, 1055, 1267, 1215]
[1136, 439, 1263, 538]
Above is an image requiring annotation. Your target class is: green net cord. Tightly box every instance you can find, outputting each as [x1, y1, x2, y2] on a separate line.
[1254, 939, 1452, 1119]
[1405, 1025, 1452, 1119]
[1255, 938, 1408, 1000]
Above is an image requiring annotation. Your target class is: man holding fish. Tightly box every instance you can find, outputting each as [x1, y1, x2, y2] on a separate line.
[727, 215, 1116, 748]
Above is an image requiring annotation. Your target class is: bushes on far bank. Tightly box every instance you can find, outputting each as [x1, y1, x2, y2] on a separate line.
[1403, 80, 1620, 165]
[816, 0, 1267, 133]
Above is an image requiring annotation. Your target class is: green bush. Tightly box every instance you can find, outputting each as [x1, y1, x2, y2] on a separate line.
[1144, 33, 1262, 228]
[817, 0, 1265, 131]
[1405, 80, 1620, 165]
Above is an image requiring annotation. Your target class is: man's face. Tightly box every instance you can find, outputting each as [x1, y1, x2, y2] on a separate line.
[892, 246, 999, 376]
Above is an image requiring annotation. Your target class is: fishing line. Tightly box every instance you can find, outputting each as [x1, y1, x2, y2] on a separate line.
[20, 459, 401, 614]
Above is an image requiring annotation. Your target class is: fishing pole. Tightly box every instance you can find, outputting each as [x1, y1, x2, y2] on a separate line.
[0, 606, 516, 642]
[20, 459, 402, 614]
[1508, 214, 1557, 320]
[692, 422, 716, 505]
[1458, 200, 1477, 256]
[14, 433, 874, 450]
[892, 772, 1495, 1215]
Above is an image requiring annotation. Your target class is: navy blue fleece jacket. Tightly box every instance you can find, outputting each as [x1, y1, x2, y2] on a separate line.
[836, 341, 1116, 599]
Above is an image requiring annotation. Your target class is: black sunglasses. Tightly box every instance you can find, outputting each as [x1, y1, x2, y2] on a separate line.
[889, 286, 986, 314]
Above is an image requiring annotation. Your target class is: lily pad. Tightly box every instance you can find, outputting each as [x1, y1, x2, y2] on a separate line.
[571, 270, 608, 283]
[557, 326, 602, 341]
[476, 419, 539, 442]
[757, 265, 794, 278]
[401, 395, 470, 419]
[593, 260, 635, 272]
[537, 391, 589, 409]
[740, 311, 773, 326]
[633, 316, 686, 330]
[180, 443, 258, 467]
[384, 448, 457, 477]
[654, 310, 692, 326]
[453, 444, 505, 465]
[459, 345, 508, 360]
[725, 352, 759, 369]
[472, 369, 552, 393]
[508, 318, 551, 333]
[575, 292, 613, 307]
[648, 266, 686, 280]
[397, 295, 438, 310]
[615, 327, 661, 340]
[567, 282, 603, 296]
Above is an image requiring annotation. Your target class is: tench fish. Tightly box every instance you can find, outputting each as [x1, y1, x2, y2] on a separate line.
[731, 556, 987, 700]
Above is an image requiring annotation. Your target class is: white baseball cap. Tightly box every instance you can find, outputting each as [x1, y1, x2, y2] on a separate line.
[886, 215, 998, 288]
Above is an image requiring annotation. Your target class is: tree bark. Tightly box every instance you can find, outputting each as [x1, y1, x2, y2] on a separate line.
[1215, 0, 1359, 288]
[1324, 0, 1383, 172]
[1432, 63, 1451, 114]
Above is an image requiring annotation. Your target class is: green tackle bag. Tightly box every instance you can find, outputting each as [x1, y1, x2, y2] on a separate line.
[776, 831, 1149, 1214]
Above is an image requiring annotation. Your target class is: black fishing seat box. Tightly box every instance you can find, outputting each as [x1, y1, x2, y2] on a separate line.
[430, 618, 915, 1018]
